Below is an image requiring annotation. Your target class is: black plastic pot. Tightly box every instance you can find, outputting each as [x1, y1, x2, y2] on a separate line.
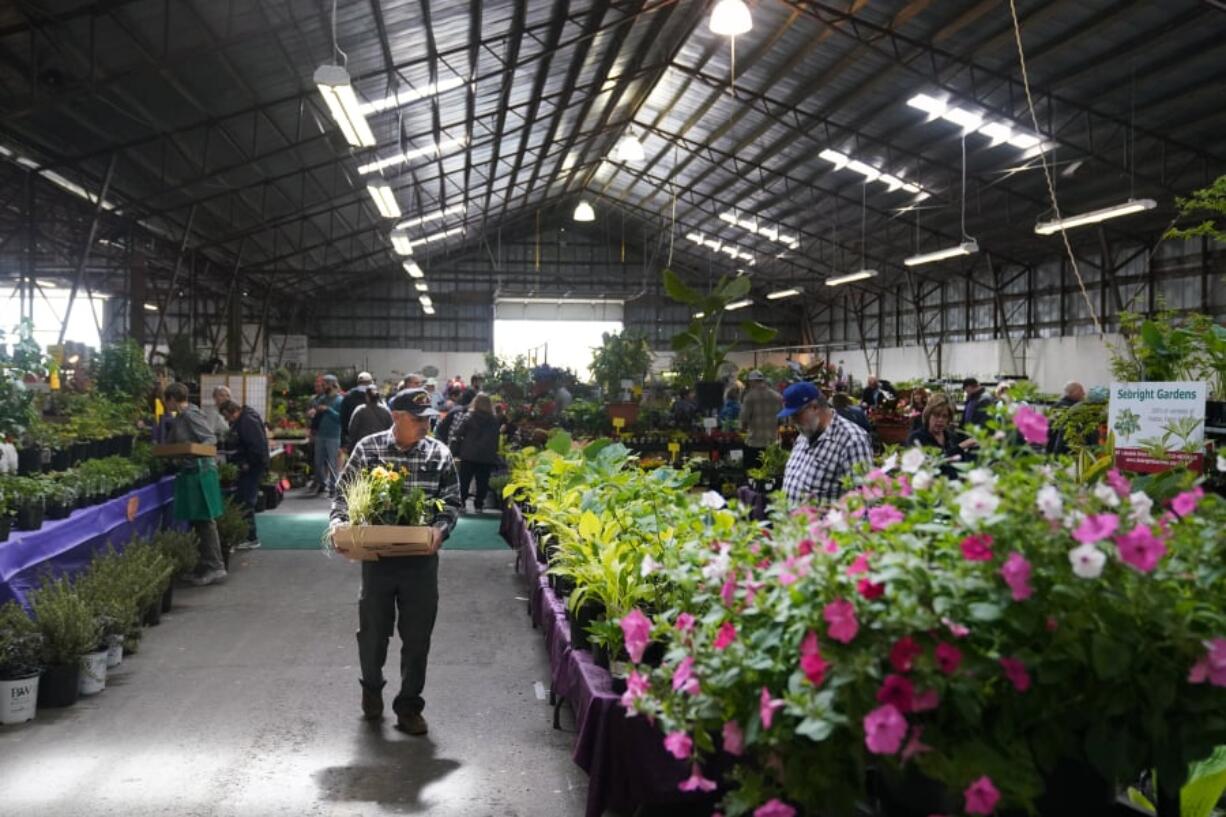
[696, 381, 725, 412]
[160, 584, 174, 614]
[116, 435, 134, 457]
[570, 601, 603, 652]
[15, 502, 44, 531]
[554, 574, 576, 598]
[45, 500, 71, 521]
[18, 446, 42, 476]
[69, 441, 89, 465]
[1207, 400, 1226, 429]
[50, 449, 71, 471]
[142, 602, 162, 627]
[38, 663, 81, 708]
[0, 516, 10, 543]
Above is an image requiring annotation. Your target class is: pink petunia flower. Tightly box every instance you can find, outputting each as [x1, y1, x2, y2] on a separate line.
[675, 612, 695, 633]
[863, 703, 908, 755]
[901, 725, 932, 762]
[1013, 405, 1049, 446]
[620, 669, 650, 710]
[964, 775, 1001, 815]
[934, 642, 963, 675]
[942, 617, 971, 638]
[720, 577, 738, 607]
[713, 621, 737, 650]
[663, 730, 692, 760]
[1073, 513, 1120, 545]
[822, 537, 840, 554]
[722, 720, 745, 756]
[800, 631, 830, 687]
[857, 578, 886, 600]
[1170, 486, 1204, 518]
[999, 657, 1031, 692]
[1188, 637, 1226, 687]
[912, 688, 940, 712]
[620, 609, 653, 664]
[1106, 469, 1132, 499]
[876, 674, 916, 713]
[753, 800, 797, 817]
[847, 553, 871, 575]
[760, 687, 785, 730]
[824, 599, 860, 644]
[672, 656, 700, 695]
[889, 636, 922, 673]
[960, 533, 995, 562]
[678, 763, 718, 793]
[1114, 525, 1168, 573]
[868, 504, 905, 532]
[796, 538, 815, 556]
[1000, 552, 1033, 601]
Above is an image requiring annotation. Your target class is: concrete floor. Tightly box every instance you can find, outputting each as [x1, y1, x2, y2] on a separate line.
[0, 492, 587, 817]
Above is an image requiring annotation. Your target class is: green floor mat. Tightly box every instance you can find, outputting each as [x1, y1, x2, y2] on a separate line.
[255, 513, 504, 551]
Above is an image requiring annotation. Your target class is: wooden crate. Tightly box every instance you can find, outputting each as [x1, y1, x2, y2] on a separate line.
[152, 442, 218, 457]
[332, 525, 435, 561]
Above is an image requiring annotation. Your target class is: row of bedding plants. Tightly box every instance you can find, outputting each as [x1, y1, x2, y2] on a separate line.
[507, 417, 1226, 816]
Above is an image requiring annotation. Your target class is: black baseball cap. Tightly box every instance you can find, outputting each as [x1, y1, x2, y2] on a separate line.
[388, 388, 440, 417]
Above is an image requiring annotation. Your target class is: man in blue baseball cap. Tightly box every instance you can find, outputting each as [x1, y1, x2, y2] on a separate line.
[778, 381, 873, 505]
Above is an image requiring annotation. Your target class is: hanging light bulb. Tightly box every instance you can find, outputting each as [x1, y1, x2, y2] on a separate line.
[573, 200, 595, 222]
[613, 129, 645, 163]
[708, 0, 752, 36]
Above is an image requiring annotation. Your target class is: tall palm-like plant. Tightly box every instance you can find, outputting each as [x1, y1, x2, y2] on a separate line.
[663, 269, 777, 382]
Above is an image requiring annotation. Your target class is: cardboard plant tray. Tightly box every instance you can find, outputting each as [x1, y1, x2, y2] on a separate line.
[332, 524, 435, 561]
[152, 442, 218, 457]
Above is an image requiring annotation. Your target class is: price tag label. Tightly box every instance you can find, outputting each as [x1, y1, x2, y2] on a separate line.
[126, 496, 141, 522]
[728, 449, 743, 463]
[612, 417, 625, 431]
[667, 441, 680, 461]
[702, 417, 718, 431]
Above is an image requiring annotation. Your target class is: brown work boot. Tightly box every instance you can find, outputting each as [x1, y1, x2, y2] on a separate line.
[397, 712, 428, 735]
[361, 687, 383, 721]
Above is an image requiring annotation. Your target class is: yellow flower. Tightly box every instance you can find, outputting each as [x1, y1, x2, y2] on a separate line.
[388, 470, 401, 482]
[371, 466, 388, 480]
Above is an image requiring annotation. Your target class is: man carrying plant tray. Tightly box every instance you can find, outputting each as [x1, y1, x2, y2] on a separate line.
[328, 388, 460, 736]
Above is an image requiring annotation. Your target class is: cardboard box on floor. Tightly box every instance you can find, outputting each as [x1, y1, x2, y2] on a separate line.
[332, 525, 434, 560]
[152, 442, 218, 457]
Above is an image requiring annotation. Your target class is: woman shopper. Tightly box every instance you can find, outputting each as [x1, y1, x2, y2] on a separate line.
[162, 383, 226, 586]
[451, 393, 500, 514]
[905, 395, 977, 479]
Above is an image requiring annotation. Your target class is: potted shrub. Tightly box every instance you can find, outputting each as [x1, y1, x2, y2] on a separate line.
[153, 528, 200, 611]
[0, 601, 44, 725]
[29, 575, 99, 708]
[44, 482, 77, 520]
[0, 494, 10, 543]
[662, 268, 777, 411]
[77, 548, 143, 670]
[8, 476, 47, 531]
[590, 331, 653, 422]
[746, 441, 788, 493]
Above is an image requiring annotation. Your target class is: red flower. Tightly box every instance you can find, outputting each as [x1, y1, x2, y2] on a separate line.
[934, 642, 963, 675]
[857, 578, 886, 600]
[999, 656, 1031, 692]
[799, 631, 829, 687]
[959, 533, 995, 562]
[889, 636, 922, 673]
[713, 621, 737, 650]
[876, 673, 915, 712]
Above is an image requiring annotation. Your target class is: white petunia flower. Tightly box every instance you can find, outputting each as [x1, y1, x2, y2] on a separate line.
[1068, 543, 1107, 579]
[967, 467, 996, 487]
[640, 554, 660, 578]
[824, 509, 849, 533]
[881, 452, 898, 473]
[957, 486, 1000, 526]
[994, 430, 1007, 441]
[900, 447, 926, 475]
[1038, 464, 1056, 480]
[701, 545, 732, 582]
[1218, 454, 1226, 473]
[1093, 482, 1121, 507]
[1036, 484, 1064, 521]
[1128, 490, 1154, 526]
[699, 490, 727, 510]
[911, 470, 934, 491]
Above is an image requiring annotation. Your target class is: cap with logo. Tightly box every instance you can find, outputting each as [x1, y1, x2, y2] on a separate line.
[388, 388, 440, 417]
[777, 382, 828, 419]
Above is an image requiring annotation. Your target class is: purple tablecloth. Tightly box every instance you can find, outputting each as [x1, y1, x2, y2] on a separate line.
[501, 504, 713, 817]
[0, 477, 177, 608]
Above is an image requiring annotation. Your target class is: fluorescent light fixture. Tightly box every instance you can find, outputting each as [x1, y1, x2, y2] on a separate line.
[693, 311, 705, 319]
[944, 106, 983, 132]
[818, 148, 849, 169]
[906, 93, 947, 117]
[978, 122, 1012, 147]
[1009, 132, 1042, 150]
[408, 225, 464, 249]
[817, 149, 930, 198]
[686, 230, 756, 264]
[766, 288, 801, 300]
[709, 0, 752, 35]
[360, 76, 466, 115]
[422, 305, 436, 316]
[612, 129, 645, 163]
[1034, 198, 1156, 235]
[390, 232, 413, 256]
[143, 303, 159, 311]
[573, 200, 595, 222]
[366, 183, 401, 219]
[414, 281, 429, 292]
[846, 160, 881, 182]
[16, 156, 39, 170]
[419, 295, 433, 308]
[314, 64, 376, 148]
[404, 261, 424, 278]
[357, 135, 467, 175]
[825, 270, 879, 286]
[394, 203, 465, 231]
[909, 91, 1049, 154]
[725, 299, 752, 311]
[904, 240, 979, 267]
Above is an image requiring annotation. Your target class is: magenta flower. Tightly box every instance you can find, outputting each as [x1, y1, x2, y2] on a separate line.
[619, 669, 650, 710]
[672, 656, 700, 695]
[722, 720, 745, 756]
[935, 642, 963, 675]
[720, 576, 738, 607]
[760, 686, 785, 730]
[824, 599, 860, 644]
[800, 631, 830, 687]
[796, 538, 815, 556]
[1114, 525, 1168, 573]
[663, 730, 692, 760]
[1170, 486, 1204, 518]
[901, 725, 932, 762]
[999, 657, 1031, 692]
[620, 608, 653, 664]
[1073, 513, 1119, 545]
[889, 636, 922, 673]
[822, 537, 840, 554]
[960, 533, 995, 562]
[675, 612, 695, 633]
[847, 553, 871, 575]
[876, 674, 916, 713]
[678, 763, 717, 793]
[1000, 552, 1033, 601]
[964, 775, 1001, 815]
[942, 617, 971, 638]
[753, 800, 797, 817]
[863, 703, 907, 755]
[912, 688, 940, 712]
[857, 578, 886, 600]
[1188, 637, 1226, 687]
[868, 504, 905, 532]
[1013, 405, 1049, 446]
[1106, 469, 1132, 498]
[713, 621, 738, 650]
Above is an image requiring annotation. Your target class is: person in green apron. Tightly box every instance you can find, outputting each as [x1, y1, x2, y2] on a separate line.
[162, 383, 227, 586]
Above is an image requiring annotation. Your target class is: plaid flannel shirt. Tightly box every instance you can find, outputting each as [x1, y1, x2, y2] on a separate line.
[781, 413, 874, 506]
[329, 430, 461, 536]
[740, 385, 783, 448]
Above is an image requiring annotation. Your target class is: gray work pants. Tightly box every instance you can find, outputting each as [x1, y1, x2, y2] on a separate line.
[193, 520, 224, 573]
[357, 555, 440, 716]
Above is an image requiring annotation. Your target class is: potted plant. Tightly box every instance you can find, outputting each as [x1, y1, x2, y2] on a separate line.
[44, 482, 77, 520]
[329, 468, 445, 560]
[154, 528, 199, 611]
[6, 476, 47, 531]
[663, 269, 777, 411]
[590, 331, 653, 424]
[0, 494, 10, 543]
[0, 601, 44, 725]
[29, 575, 100, 708]
[746, 441, 788, 493]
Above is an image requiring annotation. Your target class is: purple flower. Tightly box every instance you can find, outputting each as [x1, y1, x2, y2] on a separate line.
[620, 608, 652, 664]
[1073, 513, 1119, 545]
[678, 763, 717, 793]
[863, 703, 907, 755]
[663, 730, 692, 760]
[799, 631, 830, 687]
[1000, 552, 1033, 601]
[824, 598, 859, 644]
[964, 775, 1001, 815]
[868, 504, 905, 532]
[1013, 405, 1049, 446]
[1188, 637, 1226, 687]
[1114, 525, 1168, 573]
[1106, 469, 1132, 498]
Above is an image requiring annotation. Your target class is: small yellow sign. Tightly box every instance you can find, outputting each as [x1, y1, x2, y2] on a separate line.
[667, 441, 681, 460]
[612, 417, 625, 431]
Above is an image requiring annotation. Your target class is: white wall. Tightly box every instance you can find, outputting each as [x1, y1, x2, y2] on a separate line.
[307, 347, 488, 384]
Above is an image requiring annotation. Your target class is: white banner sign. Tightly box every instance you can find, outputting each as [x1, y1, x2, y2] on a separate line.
[1108, 381, 1206, 473]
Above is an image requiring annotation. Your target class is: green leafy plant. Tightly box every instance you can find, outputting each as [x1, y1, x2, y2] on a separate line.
[28, 575, 101, 666]
[94, 339, 155, 404]
[1109, 309, 1226, 400]
[216, 498, 250, 550]
[747, 442, 789, 482]
[1165, 173, 1226, 245]
[0, 601, 43, 678]
[663, 269, 778, 382]
[153, 528, 200, 575]
[589, 331, 653, 397]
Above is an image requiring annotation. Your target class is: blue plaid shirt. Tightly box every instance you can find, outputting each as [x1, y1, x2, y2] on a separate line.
[781, 413, 874, 505]
[330, 431, 461, 536]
